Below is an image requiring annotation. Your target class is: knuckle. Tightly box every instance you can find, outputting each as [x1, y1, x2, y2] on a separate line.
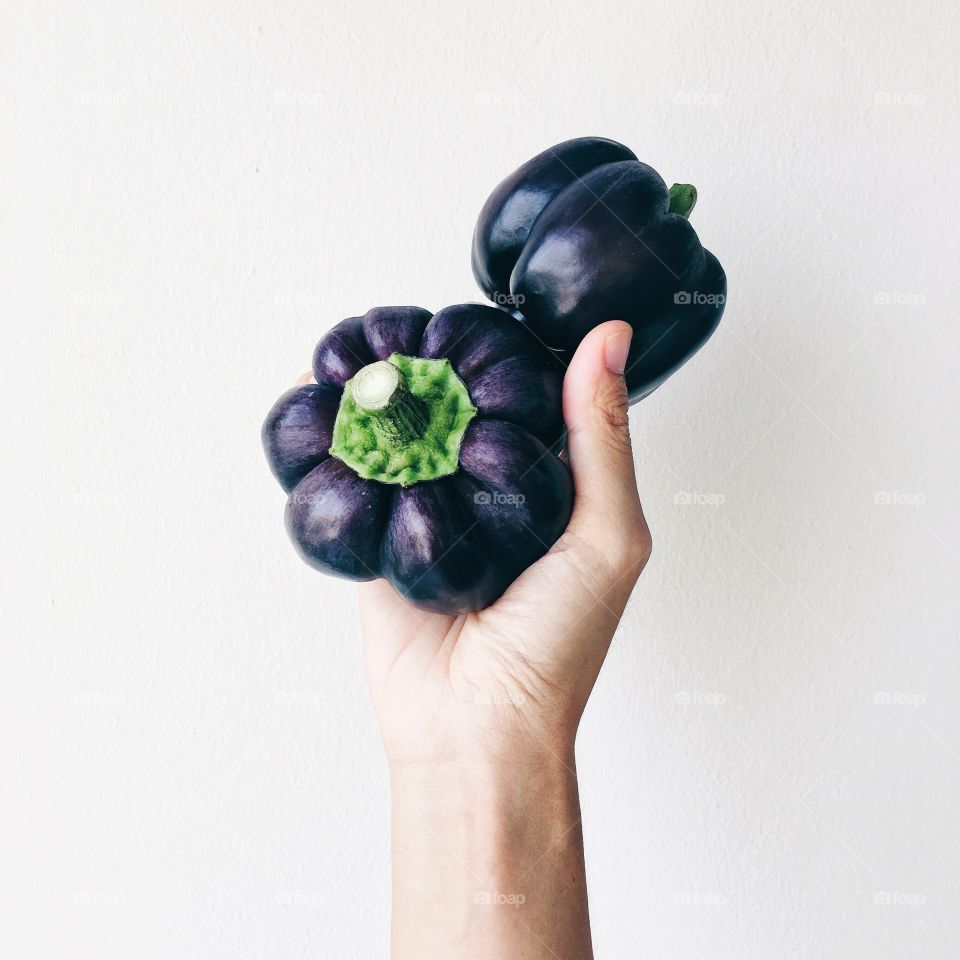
[562, 515, 652, 591]
[596, 395, 631, 434]
[612, 518, 653, 574]
[592, 379, 631, 436]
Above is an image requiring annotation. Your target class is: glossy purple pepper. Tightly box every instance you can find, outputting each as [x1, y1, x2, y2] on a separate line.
[263, 304, 573, 613]
[472, 136, 727, 402]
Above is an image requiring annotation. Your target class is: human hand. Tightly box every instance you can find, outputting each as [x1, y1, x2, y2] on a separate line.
[359, 320, 652, 770]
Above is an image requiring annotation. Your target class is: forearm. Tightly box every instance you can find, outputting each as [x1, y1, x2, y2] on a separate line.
[390, 749, 593, 959]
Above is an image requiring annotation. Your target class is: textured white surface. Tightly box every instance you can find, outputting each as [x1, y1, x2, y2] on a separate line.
[2, 1, 958, 956]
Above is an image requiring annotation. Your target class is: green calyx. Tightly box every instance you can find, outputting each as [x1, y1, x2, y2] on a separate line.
[668, 182, 698, 218]
[329, 354, 477, 486]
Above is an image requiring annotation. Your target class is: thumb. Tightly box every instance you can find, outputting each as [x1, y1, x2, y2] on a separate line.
[562, 321, 650, 564]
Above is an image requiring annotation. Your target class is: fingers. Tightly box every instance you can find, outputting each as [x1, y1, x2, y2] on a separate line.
[562, 321, 651, 573]
[295, 370, 315, 386]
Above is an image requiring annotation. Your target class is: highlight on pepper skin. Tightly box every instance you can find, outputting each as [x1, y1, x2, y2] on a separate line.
[262, 303, 573, 615]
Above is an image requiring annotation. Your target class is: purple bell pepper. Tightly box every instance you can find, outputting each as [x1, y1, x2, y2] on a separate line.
[472, 136, 727, 402]
[263, 304, 573, 613]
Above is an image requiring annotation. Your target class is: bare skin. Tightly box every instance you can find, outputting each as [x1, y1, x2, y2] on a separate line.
[300, 320, 652, 958]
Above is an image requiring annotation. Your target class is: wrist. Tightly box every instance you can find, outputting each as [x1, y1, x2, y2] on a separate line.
[389, 746, 588, 956]
[389, 745, 577, 819]
[388, 731, 576, 779]
[389, 748, 581, 878]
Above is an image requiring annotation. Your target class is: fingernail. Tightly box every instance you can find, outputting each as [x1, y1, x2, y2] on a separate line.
[604, 328, 632, 376]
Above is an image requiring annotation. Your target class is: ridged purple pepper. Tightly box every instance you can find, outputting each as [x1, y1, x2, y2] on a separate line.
[262, 304, 573, 614]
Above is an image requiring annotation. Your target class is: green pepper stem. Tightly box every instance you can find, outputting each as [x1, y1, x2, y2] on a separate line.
[668, 183, 698, 218]
[331, 354, 477, 486]
[351, 360, 429, 445]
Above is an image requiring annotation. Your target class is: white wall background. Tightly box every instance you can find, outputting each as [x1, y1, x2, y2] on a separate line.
[2, 1, 958, 956]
